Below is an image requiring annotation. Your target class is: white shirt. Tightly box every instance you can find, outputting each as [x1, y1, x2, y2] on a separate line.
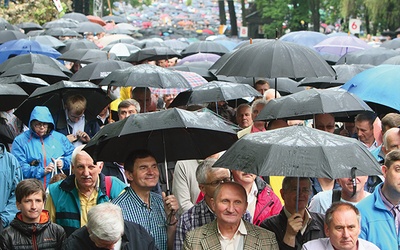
[302, 238, 380, 250]
[217, 219, 247, 250]
[247, 182, 258, 222]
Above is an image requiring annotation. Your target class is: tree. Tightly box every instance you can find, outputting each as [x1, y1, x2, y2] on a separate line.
[255, 0, 289, 38]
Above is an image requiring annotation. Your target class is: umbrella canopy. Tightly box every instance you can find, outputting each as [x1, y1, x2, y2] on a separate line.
[98, 34, 137, 47]
[124, 46, 180, 63]
[341, 65, 400, 113]
[255, 88, 373, 121]
[169, 81, 261, 107]
[181, 41, 229, 57]
[336, 47, 400, 66]
[28, 35, 66, 49]
[0, 83, 29, 111]
[380, 39, 400, 50]
[102, 43, 140, 59]
[58, 39, 99, 53]
[170, 63, 216, 81]
[43, 28, 81, 38]
[314, 36, 371, 57]
[86, 15, 106, 26]
[102, 15, 127, 24]
[299, 64, 375, 88]
[280, 31, 328, 49]
[164, 39, 189, 52]
[0, 74, 49, 94]
[99, 64, 192, 89]
[214, 126, 381, 179]
[16, 22, 43, 33]
[381, 55, 400, 65]
[213, 40, 336, 79]
[83, 108, 238, 163]
[43, 18, 79, 29]
[62, 12, 89, 22]
[1, 63, 70, 84]
[150, 71, 208, 96]
[58, 49, 116, 64]
[70, 60, 133, 84]
[74, 22, 105, 34]
[0, 39, 61, 64]
[266, 78, 307, 95]
[0, 30, 28, 45]
[14, 80, 112, 126]
[177, 52, 221, 65]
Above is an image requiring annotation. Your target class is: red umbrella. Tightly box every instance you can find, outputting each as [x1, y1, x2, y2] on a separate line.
[87, 15, 106, 26]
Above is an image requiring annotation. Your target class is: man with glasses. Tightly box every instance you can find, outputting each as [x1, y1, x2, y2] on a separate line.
[174, 158, 251, 250]
[260, 177, 325, 250]
[12, 106, 74, 188]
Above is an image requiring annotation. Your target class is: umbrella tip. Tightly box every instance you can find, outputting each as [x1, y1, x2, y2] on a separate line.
[250, 38, 252, 44]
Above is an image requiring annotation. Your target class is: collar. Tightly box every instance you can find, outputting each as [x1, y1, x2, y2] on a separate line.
[247, 181, 258, 204]
[74, 176, 99, 194]
[379, 184, 400, 214]
[217, 219, 247, 240]
[360, 139, 379, 150]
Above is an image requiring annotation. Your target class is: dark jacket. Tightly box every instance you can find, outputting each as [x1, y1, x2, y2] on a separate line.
[260, 208, 325, 250]
[62, 221, 157, 250]
[0, 211, 66, 250]
[102, 162, 126, 184]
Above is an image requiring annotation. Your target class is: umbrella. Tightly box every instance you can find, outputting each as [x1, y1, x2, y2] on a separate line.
[1, 63, 70, 84]
[134, 39, 167, 49]
[380, 39, 400, 50]
[0, 53, 72, 77]
[26, 30, 45, 37]
[170, 63, 216, 81]
[255, 88, 373, 122]
[43, 19, 79, 29]
[58, 39, 99, 53]
[181, 41, 229, 57]
[102, 15, 127, 24]
[83, 108, 239, 192]
[314, 36, 371, 57]
[43, 28, 81, 38]
[0, 30, 28, 45]
[14, 80, 112, 126]
[70, 60, 133, 84]
[169, 81, 261, 107]
[214, 40, 239, 51]
[99, 64, 192, 89]
[266, 77, 307, 95]
[299, 64, 375, 88]
[163, 39, 189, 52]
[213, 40, 336, 79]
[279, 31, 328, 49]
[0, 83, 29, 111]
[381, 55, 400, 65]
[102, 43, 140, 59]
[86, 15, 106, 26]
[341, 64, 400, 113]
[214, 126, 381, 178]
[0, 23, 18, 31]
[177, 52, 221, 65]
[16, 22, 43, 33]
[74, 22, 105, 34]
[124, 47, 181, 63]
[106, 27, 134, 35]
[0, 39, 61, 64]
[336, 47, 400, 66]
[58, 49, 116, 64]
[62, 12, 89, 22]
[0, 74, 49, 94]
[115, 23, 139, 32]
[98, 34, 137, 47]
[150, 71, 208, 96]
[28, 35, 66, 49]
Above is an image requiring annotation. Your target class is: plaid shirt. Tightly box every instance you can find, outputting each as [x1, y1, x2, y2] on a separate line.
[112, 187, 167, 250]
[174, 199, 252, 250]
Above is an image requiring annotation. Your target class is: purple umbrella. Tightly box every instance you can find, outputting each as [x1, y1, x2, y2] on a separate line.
[314, 36, 371, 57]
[177, 53, 221, 65]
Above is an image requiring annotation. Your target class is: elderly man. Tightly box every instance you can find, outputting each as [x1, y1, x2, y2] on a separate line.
[372, 125, 400, 164]
[314, 114, 336, 134]
[132, 87, 153, 113]
[174, 159, 251, 250]
[62, 203, 156, 250]
[356, 149, 400, 250]
[238, 99, 268, 138]
[117, 98, 140, 120]
[112, 149, 179, 250]
[303, 202, 379, 250]
[355, 112, 379, 151]
[260, 177, 325, 250]
[183, 182, 279, 250]
[236, 104, 253, 129]
[45, 145, 126, 236]
[309, 176, 370, 214]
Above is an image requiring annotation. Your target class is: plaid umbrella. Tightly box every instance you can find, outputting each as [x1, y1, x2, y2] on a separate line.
[150, 71, 207, 95]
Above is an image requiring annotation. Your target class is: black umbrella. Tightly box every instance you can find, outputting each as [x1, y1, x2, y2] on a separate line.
[102, 15, 127, 24]
[14, 80, 112, 126]
[170, 64, 216, 81]
[43, 19, 79, 29]
[70, 60, 133, 84]
[214, 126, 381, 179]
[28, 35, 66, 49]
[0, 30, 28, 45]
[336, 47, 400, 66]
[58, 39, 99, 53]
[0, 83, 28, 111]
[134, 39, 167, 49]
[380, 39, 400, 50]
[0, 74, 49, 94]
[0, 53, 72, 77]
[255, 88, 373, 122]
[102, 43, 140, 60]
[380, 55, 400, 65]
[58, 49, 116, 64]
[43, 28, 81, 38]
[16, 22, 43, 33]
[1, 63, 70, 84]
[169, 81, 261, 107]
[266, 77, 307, 95]
[124, 46, 181, 63]
[62, 12, 89, 22]
[0, 23, 18, 31]
[83, 108, 239, 192]
[99, 64, 192, 89]
[298, 64, 375, 89]
[74, 22, 105, 34]
[181, 41, 230, 57]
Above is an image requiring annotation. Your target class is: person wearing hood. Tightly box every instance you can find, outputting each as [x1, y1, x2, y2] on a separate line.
[11, 106, 74, 189]
[0, 179, 66, 250]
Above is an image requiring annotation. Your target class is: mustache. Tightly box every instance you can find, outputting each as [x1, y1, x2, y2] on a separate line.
[81, 176, 92, 179]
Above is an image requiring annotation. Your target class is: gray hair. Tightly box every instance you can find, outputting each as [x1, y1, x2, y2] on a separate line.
[118, 98, 141, 113]
[87, 203, 124, 242]
[71, 145, 86, 166]
[383, 127, 400, 151]
[251, 99, 268, 112]
[196, 158, 220, 184]
[325, 202, 360, 226]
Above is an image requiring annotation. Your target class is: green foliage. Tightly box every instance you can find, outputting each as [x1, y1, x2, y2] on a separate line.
[186, 0, 192, 6]
[255, 0, 289, 38]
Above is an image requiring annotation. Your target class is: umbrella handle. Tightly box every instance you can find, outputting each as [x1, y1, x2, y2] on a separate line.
[351, 167, 357, 197]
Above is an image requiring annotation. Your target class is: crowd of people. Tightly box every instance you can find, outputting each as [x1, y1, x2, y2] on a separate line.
[1, 69, 399, 250]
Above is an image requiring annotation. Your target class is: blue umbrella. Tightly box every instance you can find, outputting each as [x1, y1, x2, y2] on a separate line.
[0, 39, 61, 64]
[341, 65, 400, 112]
[280, 31, 328, 49]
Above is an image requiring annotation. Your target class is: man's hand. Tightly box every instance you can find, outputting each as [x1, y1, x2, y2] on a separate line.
[44, 162, 55, 174]
[283, 213, 303, 247]
[76, 130, 90, 143]
[66, 134, 77, 143]
[52, 157, 64, 170]
[162, 192, 179, 216]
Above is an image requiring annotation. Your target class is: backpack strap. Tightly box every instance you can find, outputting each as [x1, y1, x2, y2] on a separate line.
[331, 189, 341, 203]
[105, 176, 112, 198]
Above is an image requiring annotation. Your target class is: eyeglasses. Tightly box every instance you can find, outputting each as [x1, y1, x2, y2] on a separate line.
[203, 177, 232, 187]
[33, 122, 48, 128]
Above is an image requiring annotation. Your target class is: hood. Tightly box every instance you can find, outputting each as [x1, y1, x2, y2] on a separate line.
[12, 211, 51, 236]
[29, 106, 55, 132]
